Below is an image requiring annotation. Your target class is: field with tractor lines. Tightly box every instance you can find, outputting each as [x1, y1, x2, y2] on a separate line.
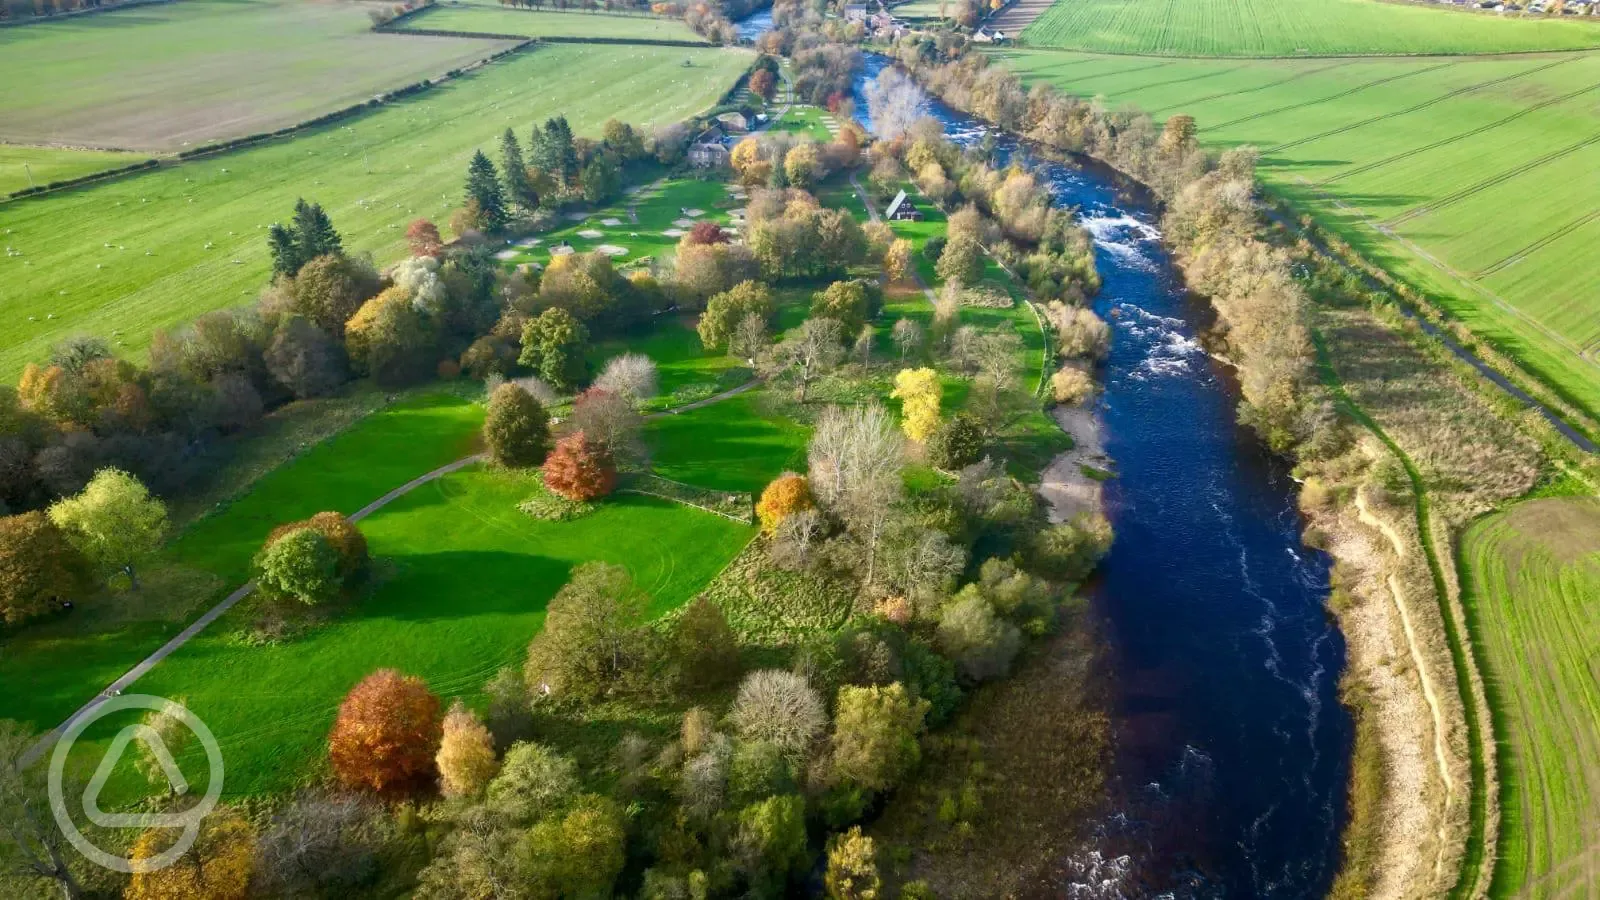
[0, 42, 753, 380]
[1019, 0, 1600, 57]
[1462, 497, 1600, 899]
[993, 45, 1600, 419]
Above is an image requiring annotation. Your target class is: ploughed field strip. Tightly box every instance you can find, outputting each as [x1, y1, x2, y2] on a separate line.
[993, 45, 1600, 417]
[391, 4, 707, 41]
[0, 42, 753, 380]
[1017, 0, 1600, 57]
[0, 0, 516, 151]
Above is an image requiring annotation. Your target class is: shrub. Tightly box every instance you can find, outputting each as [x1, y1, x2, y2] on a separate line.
[524, 562, 646, 700]
[483, 382, 551, 468]
[756, 472, 813, 534]
[1027, 515, 1113, 583]
[542, 431, 616, 502]
[328, 669, 442, 795]
[486, 741, 579, 824]
[733, 794, 810, 894]
[0, 511, 90, 627]
[729, 670, 827, 760]
[936, 594, 1020, 683]
[926, 413, 985, 469]
[729, 741, 794, 807]
[899, 637, 962, 726]
[890, 368, 942, 442]
[830, 683, 928, 792]
[1050, 364, 1095, 405]
[436, 701, 497, 800]
[522, 795, 627, 898]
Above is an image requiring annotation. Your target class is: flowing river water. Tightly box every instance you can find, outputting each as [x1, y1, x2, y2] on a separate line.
[838, 53, 1352, 896]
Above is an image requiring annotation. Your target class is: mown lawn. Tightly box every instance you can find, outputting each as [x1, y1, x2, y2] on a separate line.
[0, 393, 485, 736]
[648, 390, 811, 492]
[992, 46, 1600, 426]
[0, 0, 513, 150]
[495, 177, 737, 271]
[1461, 497, 1600, 899]
[0, 42, 753, 380]
[1019, 0, 1600, 57]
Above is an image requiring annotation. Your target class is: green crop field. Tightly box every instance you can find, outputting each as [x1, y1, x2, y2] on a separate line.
[0, 0, 515, 151]
[0, 145, 150, 196]
[0, 42, 753, 381]
[992, 46, 1600, 420]
[1461, 497, 1600, 898]
[394, 4, 705, 40]
[1019, 0, 1600, 57]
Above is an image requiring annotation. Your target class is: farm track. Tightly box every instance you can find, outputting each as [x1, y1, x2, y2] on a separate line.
[1323, 80, 1600, 190]
[1209, 61, 1458, 131]
[1475, 206, 1600, 279]
[1266, 55, 1577, 153]
[1378, 126, 1600, 226]
[1054, 58, 1176, 86]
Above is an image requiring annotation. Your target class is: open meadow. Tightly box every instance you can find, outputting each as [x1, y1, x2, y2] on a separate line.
[991, 46, 1600, 423]
[0, 0, 515, 151]
[394, 3, 705, 40]
[0, 145, 149, 196]
[0, 41, 753, 380]
[1461, 497, 1600, 899]
[1018, 0, 1600, 56]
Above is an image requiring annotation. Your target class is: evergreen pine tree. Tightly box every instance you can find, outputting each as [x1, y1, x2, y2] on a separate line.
[464, 151, 507, 232]
[533, 116, 578, 186]
[292, 199, 343, 262]
[500, 128, 539, 214]
[267, 223, 301, 277]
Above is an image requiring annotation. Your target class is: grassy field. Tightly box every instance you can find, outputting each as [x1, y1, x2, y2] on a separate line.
[0, 145, 149, 196]
[767, 104, 840, 141]
[496, 177, 737, 271]
[0, 0, 514, 151]
[394, 3, 704, 40]
[1019, 0, 1600, 56]
[1461, 497, 1600, 898]
[649, 390, 811, 491]
[0, 42, 753, 380]
[0, 392, 485, 737]
[992, 46, 1600, 423]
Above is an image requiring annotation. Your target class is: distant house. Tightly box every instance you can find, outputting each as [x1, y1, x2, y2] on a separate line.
[689, 141, 730, 168]
[717, 111, 752, 134]
[885, 190, 923, 221]
[972, 27, 1007, 43]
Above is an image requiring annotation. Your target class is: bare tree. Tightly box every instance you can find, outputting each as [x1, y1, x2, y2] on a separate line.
[729, 312, 770, 363]
[891, 318, 923, 361]
[0, 722, 85, 900]
[593, 353, 659, 408]
[864, 67, 925, 141]
[807, 404, 905, 583]
[252, 791, 388, 896]
[761, 318, 844, 402]
[569, 388, 645, 465]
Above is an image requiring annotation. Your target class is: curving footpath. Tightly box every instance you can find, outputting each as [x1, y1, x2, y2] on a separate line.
[22, 378, 762, 767]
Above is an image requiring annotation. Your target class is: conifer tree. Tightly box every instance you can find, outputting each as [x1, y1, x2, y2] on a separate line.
[464, 151, 507, 232]
[500, 128, 539, 213]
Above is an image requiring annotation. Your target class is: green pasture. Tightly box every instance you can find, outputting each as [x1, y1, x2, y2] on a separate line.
[0, 42, 753, 381]
[394, 4, 705, 41]
[1461, 497, 1600, 899]
[0, 145, 150, 196]
[0, 0, 513, 151]
[768, 105, 839, 141]
[888, 0, 951, 21]
[992, 46, 1600, 422]
[1018, 0, 1600, 57]
[0, 392, 485, 736]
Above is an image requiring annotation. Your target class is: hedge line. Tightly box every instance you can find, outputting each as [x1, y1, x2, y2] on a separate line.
[4, 157, 160, 201]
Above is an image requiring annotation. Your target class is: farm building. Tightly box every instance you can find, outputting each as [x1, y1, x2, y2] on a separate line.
[688, 140, 730, 168]
[885, 189, 923, 221]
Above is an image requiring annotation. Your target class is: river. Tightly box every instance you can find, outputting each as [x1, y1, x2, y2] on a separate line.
[843, 53, 1353, 896]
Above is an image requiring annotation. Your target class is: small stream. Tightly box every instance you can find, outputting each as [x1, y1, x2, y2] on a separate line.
[845, 54, 1352, 896]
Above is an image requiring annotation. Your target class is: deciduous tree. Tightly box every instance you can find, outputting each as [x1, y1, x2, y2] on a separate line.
[699, 280, 775, 350]
[824, 827, 881, 900]
[406, 218, 445, 258]
[47, 467, 166, 590]
[673, 597, 741, 692]
[328, 669, 442, 796]
[0, 511, 89, 627]
[436, 702, 498, 801]
[890, 367, 941, 442]
[542, 431, 616, 502]
[524, 561, 646, 699]
[126, 809, 255, 900]
[483, 382, 551, 468]
[729, 670, 826, 760]
[756, 472, 812, 533]
[762, 317, 844, 402]
[518, 308, 588, 391]
[593, 353, 658, 407]
[255, 527, 340, 605]
[829, 683, 927, 791]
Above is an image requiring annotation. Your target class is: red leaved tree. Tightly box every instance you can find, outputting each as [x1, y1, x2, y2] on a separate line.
[406, 219, 444, 259]
[328, 669, 442, 796]
[542, 431, 616, 502]
[685, 220, 729, 246]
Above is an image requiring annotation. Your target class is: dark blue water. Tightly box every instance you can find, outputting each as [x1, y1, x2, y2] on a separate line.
[850, 55, 1351, 897]
[734, 6, 773, 41]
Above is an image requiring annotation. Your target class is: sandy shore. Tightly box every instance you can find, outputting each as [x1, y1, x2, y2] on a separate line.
[1039, 402, 1111, 523]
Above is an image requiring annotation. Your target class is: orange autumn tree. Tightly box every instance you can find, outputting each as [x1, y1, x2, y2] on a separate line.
[125, 809, 255, 900]
[542, 431, 616, 502]
[756, 473, 813, 533]
[329, 669, 442, 796]
[436, 701, 498, 800]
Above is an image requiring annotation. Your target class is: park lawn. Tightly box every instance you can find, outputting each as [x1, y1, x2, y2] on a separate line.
[888, 0, 951, 21]
[0, 42, 754, 381]
[0, 0, 515, 151]
[1460, 497, 1600, 899]
[648, 390, 811, 492]
[588, 313, 746, 404]
[768, 105, 839, 141]
[1018, 0, 1600, 56]
[496, 177, 736, 270]
[394, 4, 705, 41]
[991, 46, 1600, 427]
[81, 465, 755, 800]
[0, 392, 484, 737]
[0, 145, 150, 196]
